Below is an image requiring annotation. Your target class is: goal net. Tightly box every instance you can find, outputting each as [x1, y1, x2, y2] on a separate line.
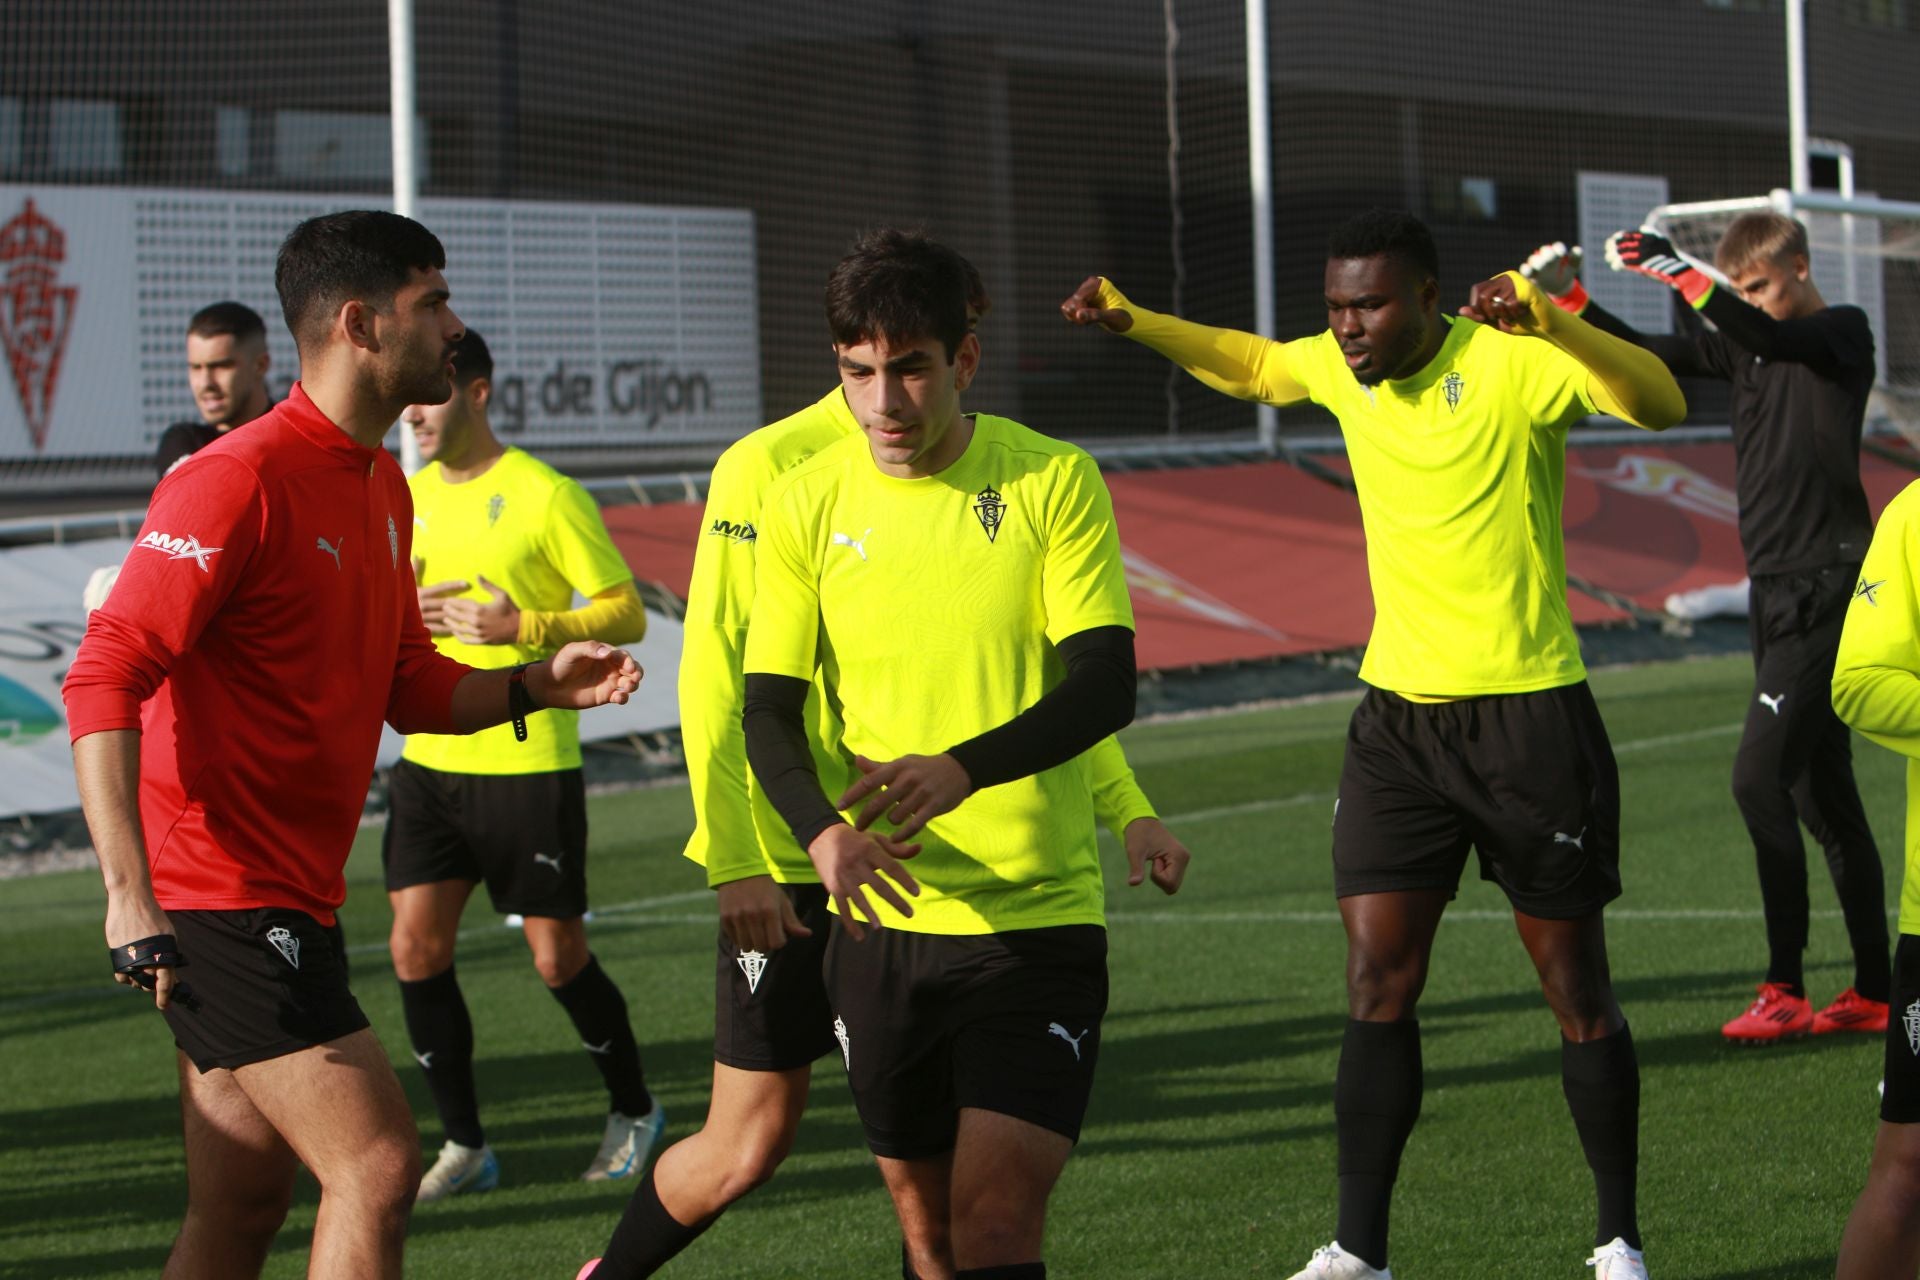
[1648, 190, 1920, 446]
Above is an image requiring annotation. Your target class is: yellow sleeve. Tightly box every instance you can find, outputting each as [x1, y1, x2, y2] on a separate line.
[517, 581, 646, 648]
[1833, 485, 1920, 759]
[1041, 452, 1135, 642]
[1514, 271, 1687, 430]
[681, 444, 783, 886]
[1088, 734, 1156, 839]
[1096, 277, 1313, 406]
[743, 471, 823, 682]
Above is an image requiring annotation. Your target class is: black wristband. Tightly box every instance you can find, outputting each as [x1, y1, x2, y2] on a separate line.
[507, 662, 538, 743]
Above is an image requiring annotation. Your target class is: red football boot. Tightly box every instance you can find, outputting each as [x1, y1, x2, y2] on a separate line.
[1722, 982, 1813, 1045]
[1811, 987, 1890, 1036]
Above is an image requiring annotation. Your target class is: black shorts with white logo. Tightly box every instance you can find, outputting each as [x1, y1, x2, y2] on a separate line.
[1331, 682, 1622, 919]
[382, 759, 589, 917]
[162, 907, 369, 1073]
[823, 923, 1108, 1160]
[713, 883, 837, 1072]
[1880, 934, 1920, 1123]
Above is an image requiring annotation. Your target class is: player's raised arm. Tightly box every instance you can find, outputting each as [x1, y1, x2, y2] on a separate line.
[1061, 275, 1311, 406]
[1462, 270, 1685, 430]
[1834, 486, 1920, 755]
[1514, 239, 1724, 379]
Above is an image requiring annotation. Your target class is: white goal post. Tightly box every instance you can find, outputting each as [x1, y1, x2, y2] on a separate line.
[1646, 188, 1920, 445]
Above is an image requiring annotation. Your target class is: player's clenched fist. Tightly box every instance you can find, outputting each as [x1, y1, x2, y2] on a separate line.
[805, 823, 922, 942]
[1059, 277, 1135, 333]
[1459, 271, 1551, 335]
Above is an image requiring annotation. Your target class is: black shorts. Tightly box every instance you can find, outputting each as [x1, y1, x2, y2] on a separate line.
[1331, 682, 1622, 919]
[713, 884, 837, 1072]
[1881, 935, 1920, 1124]
[383, 759, 588, 917]
[162, 908, 369, 1073]
[823, 924, 1108, 1160]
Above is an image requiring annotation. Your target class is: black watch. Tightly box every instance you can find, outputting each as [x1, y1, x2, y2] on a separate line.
[507, 662, 541, 742]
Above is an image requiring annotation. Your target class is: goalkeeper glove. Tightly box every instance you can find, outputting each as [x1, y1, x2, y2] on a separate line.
[1605, 229, 1715, 307]
[1520, 242, 1589, 315]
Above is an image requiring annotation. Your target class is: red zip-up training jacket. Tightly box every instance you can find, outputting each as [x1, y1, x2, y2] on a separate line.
[63, 383, 473, 924]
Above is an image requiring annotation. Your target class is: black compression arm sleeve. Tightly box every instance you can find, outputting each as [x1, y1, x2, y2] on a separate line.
[1695, 289, 1872, 376]
[1580, 300, 1719, 379]
[946, 625, 1137, 791]
[743, 673, 843, 851]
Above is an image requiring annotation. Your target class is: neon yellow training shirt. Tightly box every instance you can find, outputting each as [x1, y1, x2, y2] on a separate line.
[404, 447, 636, 775]
[1106, 283, 1633, 698]
[745, 416, 1136, 933]
[1833, 479, 1920, 935]
[682, 389, 1158, 889]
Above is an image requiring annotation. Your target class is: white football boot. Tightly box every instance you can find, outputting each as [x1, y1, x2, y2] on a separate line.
[415, 1139, 499, 1202]
[581, 1101, 667, 1182]
[1284, 1241, 1391, 1279]
[1587, 1237, 1649, 1280]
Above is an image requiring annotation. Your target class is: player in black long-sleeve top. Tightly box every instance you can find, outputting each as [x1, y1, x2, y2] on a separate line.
[1522, 216, 1889, 1045]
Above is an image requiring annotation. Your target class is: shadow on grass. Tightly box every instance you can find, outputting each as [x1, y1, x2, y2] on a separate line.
[1693, 1257, 1835, 1280]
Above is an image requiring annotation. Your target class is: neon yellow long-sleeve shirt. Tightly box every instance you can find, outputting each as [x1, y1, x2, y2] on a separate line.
[1833, 479, 1920, 935]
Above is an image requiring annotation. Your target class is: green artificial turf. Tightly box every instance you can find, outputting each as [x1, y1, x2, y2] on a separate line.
[0, 654, 1899, 1278]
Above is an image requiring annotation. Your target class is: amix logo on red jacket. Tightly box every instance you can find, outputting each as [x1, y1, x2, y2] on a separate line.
[134, 531, 222, 572]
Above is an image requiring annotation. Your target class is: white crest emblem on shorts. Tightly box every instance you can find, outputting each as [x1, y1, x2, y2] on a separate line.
[387, 514, 399, 569]
[266, 926, 300, 970]
[833, 1015, 851, 1070]
[736, 949, 768, 995]
[1906, 999, 1920, 1056]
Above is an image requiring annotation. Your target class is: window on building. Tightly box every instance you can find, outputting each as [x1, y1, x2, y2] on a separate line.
[273, 110, 429, 184]
[49, 99, 123, 174]
[0, 98, 20, 176]
[216, 107, 250, 178]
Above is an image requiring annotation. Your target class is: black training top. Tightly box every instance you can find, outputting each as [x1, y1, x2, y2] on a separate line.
[1585, 294, 1875, 576]
[154, 421, 223, 479]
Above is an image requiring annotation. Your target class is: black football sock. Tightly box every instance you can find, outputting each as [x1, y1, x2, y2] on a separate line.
[593, 1169, 717, 1277]
[550, 953, 652, 1116]
[398, 965, 484, 1148]
[1562, 1024, 1641, 1250]
[1333, 1018, 1421, 1271]
[955, 1267, 1045, 1279]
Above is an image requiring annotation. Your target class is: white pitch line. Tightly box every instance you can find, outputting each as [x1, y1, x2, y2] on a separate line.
[2, 717, 1764, 1011]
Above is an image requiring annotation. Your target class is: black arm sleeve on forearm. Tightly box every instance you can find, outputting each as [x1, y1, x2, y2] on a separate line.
[1581, 300, 1719, 378]
[743, 673, 843, 851]
[946, 625, 1137, 792]
[1695, 289, 1870, 377]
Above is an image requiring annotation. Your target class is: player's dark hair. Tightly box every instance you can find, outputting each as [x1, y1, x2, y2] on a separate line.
[825, 228, 974, 359]
[187, 300, 266, 344]
[274, 210, 447, 349]
[449, 328, 492, 386]
[1327, 208, 1440, 282]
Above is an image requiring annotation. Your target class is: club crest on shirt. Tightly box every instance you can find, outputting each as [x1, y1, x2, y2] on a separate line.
[1442, 372, 1465, 412]
[1907, 998, 1920, 1056]
[387, 514, 399, 569]
[973, 486, 1005, 543]
[487, 494, 505, 527]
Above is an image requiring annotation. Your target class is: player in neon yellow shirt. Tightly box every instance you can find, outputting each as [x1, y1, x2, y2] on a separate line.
[727, 229, 1140, 1280]
[1063, 209, 1685, 1280]
[383, 331, 660, 1202]
[586, 284, 1189, 1279]
[1832, 481, 1920, 1278]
